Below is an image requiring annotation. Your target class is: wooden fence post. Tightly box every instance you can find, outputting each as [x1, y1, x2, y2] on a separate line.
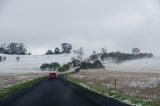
[115, 79, 116, 90]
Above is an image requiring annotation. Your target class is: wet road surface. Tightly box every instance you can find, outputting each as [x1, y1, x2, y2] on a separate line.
[1, 79, 130, 106]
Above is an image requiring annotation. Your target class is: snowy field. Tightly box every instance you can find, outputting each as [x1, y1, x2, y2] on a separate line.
[0, 54, 74, 89]
[0, 54, 74, 73]
[0, 53, 160, 73]
[0, 73, 47, 89]
[103, 57, 160, 73]
[69, 69, 160, 102]
[1, 54, 160, 102]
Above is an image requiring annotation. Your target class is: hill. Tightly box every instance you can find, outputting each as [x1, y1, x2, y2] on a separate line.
[104, 57, 160, 73]
[0, 54, 73, 73]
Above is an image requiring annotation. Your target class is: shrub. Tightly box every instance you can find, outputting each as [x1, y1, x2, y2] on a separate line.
[45, 50, 54, 55]
[40, 63, 50, 70]
[63, 64, 70, 70]
[58, 67, 64, 72]
[58, 64, 70, 72]
[0, 56, 2, 62]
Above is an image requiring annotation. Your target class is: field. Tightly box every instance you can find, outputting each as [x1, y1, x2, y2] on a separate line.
[68, 69, 160, 104]
[0, 54, 160, 104]
[0, 73, 47, 89]
[0, 54, 74, 73]
[0, 54, 74, 89]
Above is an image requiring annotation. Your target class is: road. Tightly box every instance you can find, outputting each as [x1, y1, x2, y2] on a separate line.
[2, 79, 130, 106]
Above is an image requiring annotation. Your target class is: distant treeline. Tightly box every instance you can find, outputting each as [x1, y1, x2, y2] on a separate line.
[0, 43, 28, 55]
[45, 43, 72, 55]
[100, 52, 153, 62]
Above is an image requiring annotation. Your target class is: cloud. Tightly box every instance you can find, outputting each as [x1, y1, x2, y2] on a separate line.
[0, 0, 160, 55]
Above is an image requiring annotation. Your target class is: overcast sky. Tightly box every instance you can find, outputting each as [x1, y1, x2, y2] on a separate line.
[0, 0, 160, 55]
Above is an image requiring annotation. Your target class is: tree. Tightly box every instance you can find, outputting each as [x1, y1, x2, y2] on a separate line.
[49, 62, 60, 71]
[93, 50, 96, 54]
[17, 43, 27, 54]
[132, 48, 140, 55]
[71, 58, 81, 67]
[0, 44, 6, 53]
[6, 43, 16, 54]
[54, 48, 60, 54]
[0, 43, 27, 55]
[45, 50, 54, 55]
[7, 43, 27, 54]
[73, 47, 84, 62]
[0, 56, 6, 62]
[3, 56, 6, 61]
[61, 43, 72, 54]
[89, 54, 98, 61]
[40, 63, 50, 70]
[89, 50, 98, 61]
[101, 47, 107, 53]
[0, 47, 5, 53]
[0, 56, 2, 62]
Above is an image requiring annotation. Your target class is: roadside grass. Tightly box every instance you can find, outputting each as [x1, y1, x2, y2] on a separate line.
[0, 77, 45, 101]
[65, 76, 160, 106]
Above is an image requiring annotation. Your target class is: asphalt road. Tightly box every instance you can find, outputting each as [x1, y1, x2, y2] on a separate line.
[2, 79, 130, 106]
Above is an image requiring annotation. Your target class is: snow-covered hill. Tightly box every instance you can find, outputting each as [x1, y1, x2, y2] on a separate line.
[0, 54, 74, 73]
[104, 57, 160, 73]
[0, 53, 160, 73]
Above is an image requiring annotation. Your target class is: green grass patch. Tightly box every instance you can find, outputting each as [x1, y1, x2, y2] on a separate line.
[0, 77, 45, 101]
[65, 76, 160, 106]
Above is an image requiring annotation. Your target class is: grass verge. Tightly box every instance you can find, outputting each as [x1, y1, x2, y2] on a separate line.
[65, 76, 160, 106]
[0, 77, 45, 101]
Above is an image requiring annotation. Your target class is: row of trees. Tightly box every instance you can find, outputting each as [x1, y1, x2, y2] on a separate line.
[40, 62, 70, 72]
[45, 43, 72, 55]
[70, 47, 154, 69]
[40, 47, 104, 71]
[71, 47, 153, 69]
[0, 42, 73, 55]
[100, 52, 153, 62]
[0, 43, 28, 55]
[99, 48, 153, 62]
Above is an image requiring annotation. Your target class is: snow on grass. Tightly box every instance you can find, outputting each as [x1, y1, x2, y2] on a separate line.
[0, 54, 74, 73]
[128, 78, 160, 88]
[103, 57, 160, 73]
[0, 73, 46, 89]
[0, 53, 78, 88]
[1, 53, 160, 73]
[69, 69, 160, 103]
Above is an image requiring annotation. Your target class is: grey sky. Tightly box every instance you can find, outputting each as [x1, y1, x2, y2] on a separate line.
[0, 0, 160, 55]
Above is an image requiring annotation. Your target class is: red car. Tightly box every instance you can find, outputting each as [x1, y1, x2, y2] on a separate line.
[48, 73, 58, 80]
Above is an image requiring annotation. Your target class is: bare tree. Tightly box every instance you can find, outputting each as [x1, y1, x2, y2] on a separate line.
[101, 47, 107, 53]
[73, 47, 84, 62]
[16, 56, 20, 62]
